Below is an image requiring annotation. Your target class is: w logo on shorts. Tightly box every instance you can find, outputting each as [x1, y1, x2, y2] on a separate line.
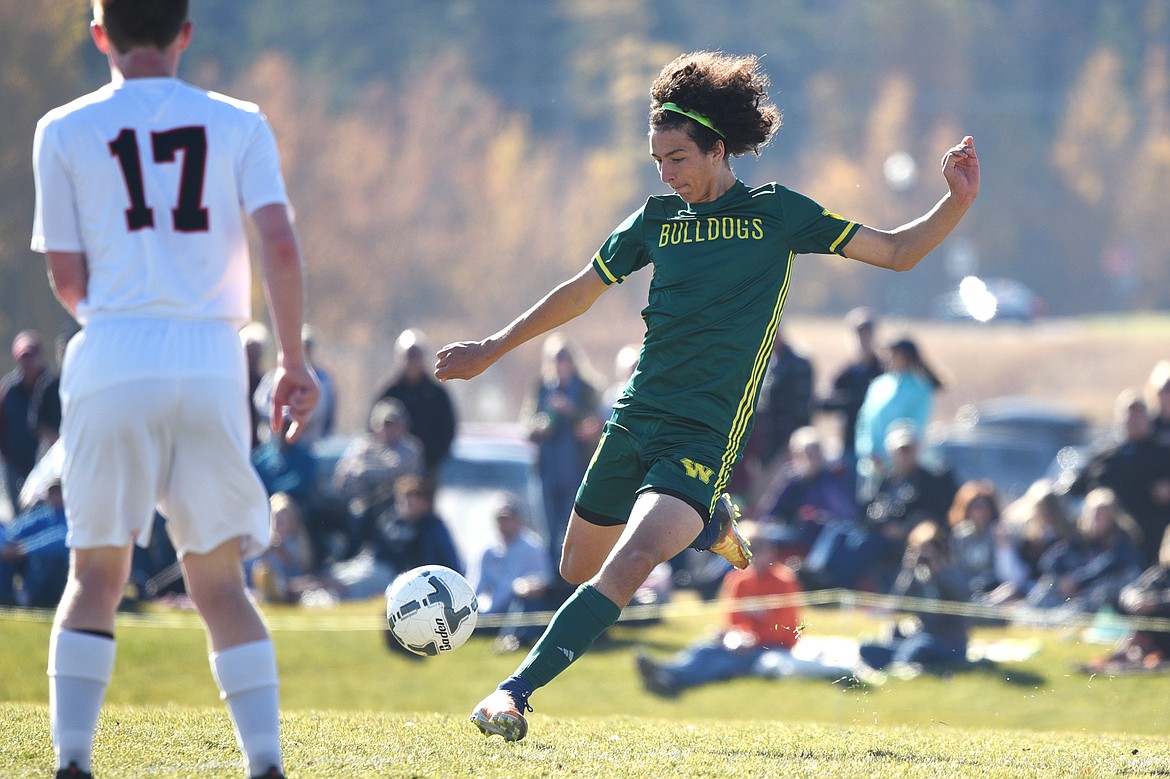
[680, 457, 714, 484]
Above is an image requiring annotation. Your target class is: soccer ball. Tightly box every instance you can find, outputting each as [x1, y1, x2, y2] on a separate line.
[385, 565, 479, 657]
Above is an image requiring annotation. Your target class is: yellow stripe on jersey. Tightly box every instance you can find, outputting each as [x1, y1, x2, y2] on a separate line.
[593, 252, 622, 284]
[828, 221, 858, 254]
[708, 251, 795, 512]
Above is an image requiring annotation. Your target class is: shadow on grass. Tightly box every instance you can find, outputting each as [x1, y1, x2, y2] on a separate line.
[963, 659, 1046, 687]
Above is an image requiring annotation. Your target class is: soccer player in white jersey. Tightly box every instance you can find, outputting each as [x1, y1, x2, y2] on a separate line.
[30, 2, 319, 777]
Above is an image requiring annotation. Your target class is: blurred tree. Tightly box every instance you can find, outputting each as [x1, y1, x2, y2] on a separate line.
[7, 0, 1170, 368]
[0, 1, 89, 348]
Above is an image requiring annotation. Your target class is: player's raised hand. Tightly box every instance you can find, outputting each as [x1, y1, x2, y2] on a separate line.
[270, 363, 320, 443]
[435, 340, 497, 381]
[942, 135, 979, 204]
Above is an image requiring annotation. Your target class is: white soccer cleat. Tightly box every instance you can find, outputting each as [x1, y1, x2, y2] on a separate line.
[469, 688, 531, 742]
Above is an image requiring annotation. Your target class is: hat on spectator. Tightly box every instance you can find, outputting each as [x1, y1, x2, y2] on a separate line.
[12, 330, 42, 359]
[885, 418, 920, 451]
[370, 398, 409, 427]
[493, 491, 525, 519]
[395, 328, 428, 360]
[845, 306, 877, 331]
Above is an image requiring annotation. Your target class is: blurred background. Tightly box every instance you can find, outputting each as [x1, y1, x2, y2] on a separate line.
[2, 0, 1168, 430]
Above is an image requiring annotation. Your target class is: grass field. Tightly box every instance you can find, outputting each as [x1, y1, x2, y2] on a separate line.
[5, 596, 1170, 778]
[6, 312, 1170, 777]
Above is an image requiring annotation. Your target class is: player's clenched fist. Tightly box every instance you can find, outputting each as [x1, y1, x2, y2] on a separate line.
[435, 340, 497, 382]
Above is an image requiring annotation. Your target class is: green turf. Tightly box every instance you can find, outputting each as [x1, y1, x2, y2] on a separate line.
[4, 599, 1170, 777]
[4, 702, 1169, 778]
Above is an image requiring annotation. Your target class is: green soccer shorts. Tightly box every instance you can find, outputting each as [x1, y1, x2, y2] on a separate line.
[573, 402, 734, 527]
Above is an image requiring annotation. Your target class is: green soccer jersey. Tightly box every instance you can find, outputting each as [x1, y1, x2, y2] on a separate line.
[592, 179, 860, 467]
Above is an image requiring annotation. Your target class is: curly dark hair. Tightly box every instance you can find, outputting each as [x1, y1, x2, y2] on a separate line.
[649, 51, 781, 158]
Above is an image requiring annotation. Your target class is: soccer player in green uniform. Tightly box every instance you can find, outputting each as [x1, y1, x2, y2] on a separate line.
[436, 50, 980, 741]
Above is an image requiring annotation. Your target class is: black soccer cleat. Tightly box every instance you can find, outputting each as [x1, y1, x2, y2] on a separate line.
[251, 767, 285, 779]
[55, 763, 93, 779]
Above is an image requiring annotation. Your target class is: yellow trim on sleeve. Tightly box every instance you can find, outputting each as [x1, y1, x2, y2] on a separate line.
[828, 222, 858, 254]
[593, 252, 621, 284]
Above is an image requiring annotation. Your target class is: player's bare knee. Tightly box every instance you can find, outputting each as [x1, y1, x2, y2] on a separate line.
[559, 557, 590, 586]
[70, 569, 127, 612]
[608, 544, 661, 582]
[186, 576, 247, 615]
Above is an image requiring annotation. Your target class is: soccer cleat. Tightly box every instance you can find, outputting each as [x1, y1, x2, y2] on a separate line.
[707, 493, 752, 570]
[469, 688, 532, 742]
[55, 763, 93, 779]
[250, 767, 285, 779]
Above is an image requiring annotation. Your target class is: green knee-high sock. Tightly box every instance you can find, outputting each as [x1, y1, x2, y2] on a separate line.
[514, 584, 621, 689]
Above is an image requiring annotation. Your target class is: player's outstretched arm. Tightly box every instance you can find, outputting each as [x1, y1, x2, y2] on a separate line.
[436, 263, 609, 382]
[842, 136, 980, 273]
[253, 202, 320, 442]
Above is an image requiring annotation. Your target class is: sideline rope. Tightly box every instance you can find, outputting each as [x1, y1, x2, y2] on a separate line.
[4, 589, 1168, 634]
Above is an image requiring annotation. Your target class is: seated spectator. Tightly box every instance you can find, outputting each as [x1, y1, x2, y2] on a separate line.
[370, 474, 461, 577]
[251, 431, 317, 512]
[1026, 487, 1144, 613]
[1148, 360, 1170, 449]
[251, 428, 345, 570]
[986, 479, 1077, 605]
[754, 426, 857, 558]
[1064, 389, 1170, 567]
[858, 520, 972, 675]
[1081, 524, 1170, 673]
[468, 493, 556, 652]
[0, 477, 68, 607]
[802, 420, 955, 592]
[634, 522, 858, 696]
[947, 480, 1004, 597]
[296, 475, 461, 605]
[250, 493, 315, 604]
[332, 399, 424, 555]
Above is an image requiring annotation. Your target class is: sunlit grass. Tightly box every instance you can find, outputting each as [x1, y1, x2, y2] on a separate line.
[4, 597, 1170, 776]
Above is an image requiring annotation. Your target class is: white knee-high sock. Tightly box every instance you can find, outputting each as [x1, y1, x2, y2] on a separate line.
[210, 639, 282, 776]
[48, 629, 116, 772]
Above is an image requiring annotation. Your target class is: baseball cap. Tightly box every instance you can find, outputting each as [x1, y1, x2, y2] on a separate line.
[12, 331, 42, 359]
[370, 398, 409, 427]
[885, 419, 920, 451]
[845, 306, 877, 331]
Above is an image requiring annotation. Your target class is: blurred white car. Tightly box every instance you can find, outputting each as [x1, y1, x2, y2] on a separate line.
[306, 424, 546, 569]
[932, 276, 1047, 323]
[921, 396, 1089, 501]
[434, 424, 547, 566]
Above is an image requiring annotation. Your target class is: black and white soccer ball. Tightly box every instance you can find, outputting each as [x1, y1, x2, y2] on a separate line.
[385, 565, 479, 656]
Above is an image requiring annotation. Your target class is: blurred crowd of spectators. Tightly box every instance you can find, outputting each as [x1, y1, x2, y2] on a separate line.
[4, 314, 1170, 676]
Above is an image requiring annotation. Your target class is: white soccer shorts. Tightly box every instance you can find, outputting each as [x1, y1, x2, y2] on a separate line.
[61, 361, 270, 560]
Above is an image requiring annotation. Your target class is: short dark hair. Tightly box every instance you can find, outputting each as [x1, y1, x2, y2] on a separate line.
[94, 0, 189, 53]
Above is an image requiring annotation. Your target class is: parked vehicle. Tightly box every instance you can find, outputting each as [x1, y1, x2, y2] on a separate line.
[922, 396, 1090, 501]
[310, 423, 546, 568]
[434, 424, 547, 565]
[932, 276, 1047, 323]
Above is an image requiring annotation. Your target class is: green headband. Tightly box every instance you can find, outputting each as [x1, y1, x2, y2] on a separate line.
[660, 102, 725, 138]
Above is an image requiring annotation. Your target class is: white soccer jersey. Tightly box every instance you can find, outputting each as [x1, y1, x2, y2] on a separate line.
[31, 76, 289, 328]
